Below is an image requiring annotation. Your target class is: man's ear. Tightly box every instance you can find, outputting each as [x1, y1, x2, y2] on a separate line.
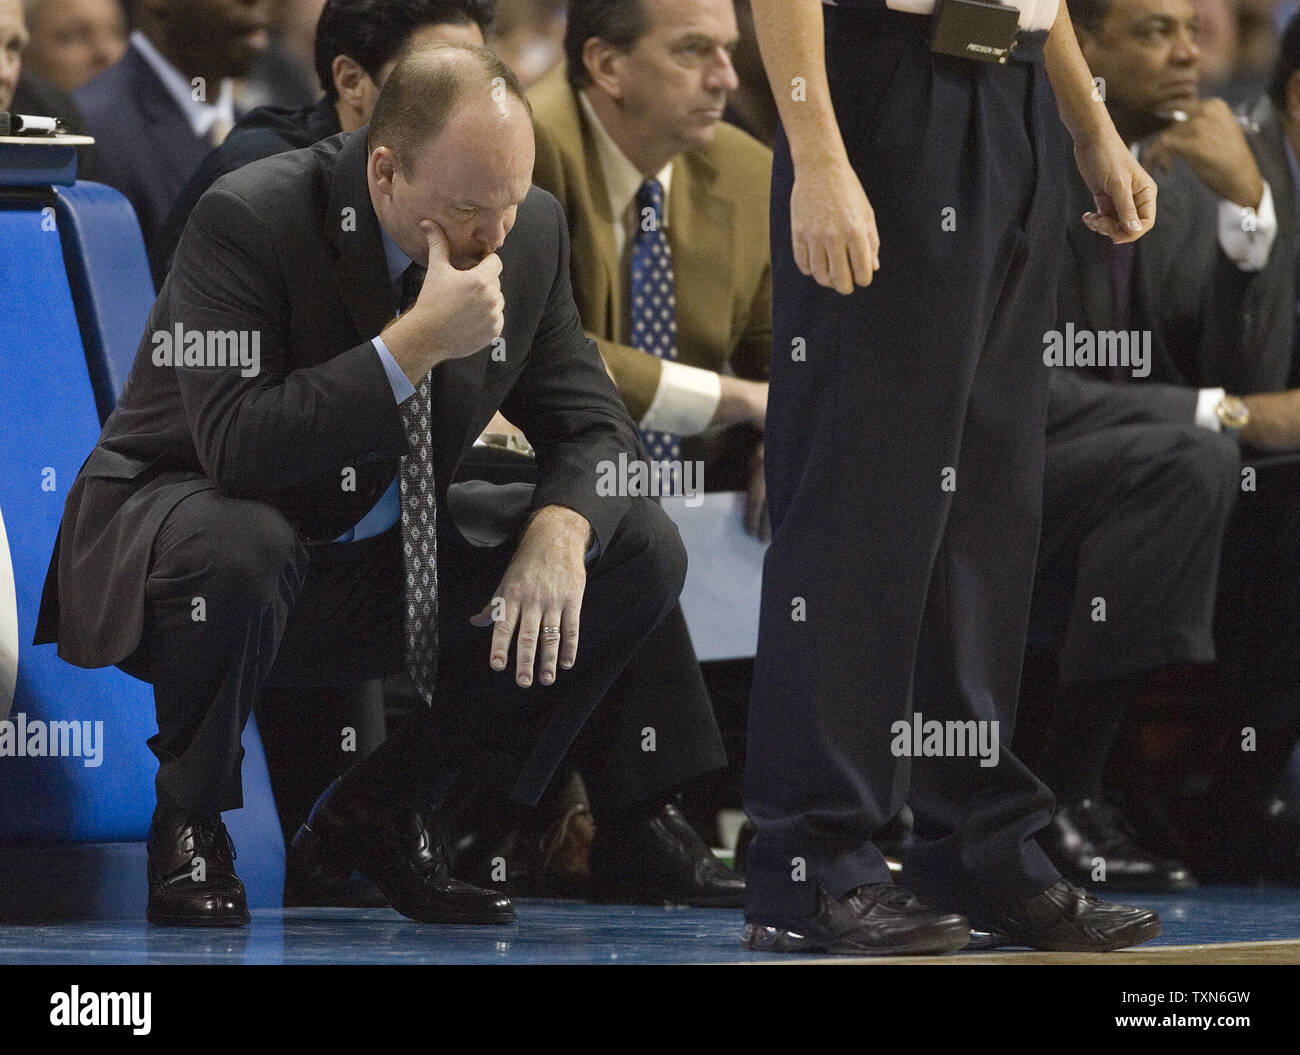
[368, 145, 399, 198]
[333, 54, 375, 112]
[582, 37, 627, 103]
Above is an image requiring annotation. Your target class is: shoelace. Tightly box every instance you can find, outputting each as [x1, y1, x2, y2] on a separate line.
[189, 817, 237, 864]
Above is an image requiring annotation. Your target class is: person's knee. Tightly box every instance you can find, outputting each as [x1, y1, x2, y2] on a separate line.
[160, 496, 306, 611]
[606, 498, 688, 608]
[1166, 428, 1241, 516]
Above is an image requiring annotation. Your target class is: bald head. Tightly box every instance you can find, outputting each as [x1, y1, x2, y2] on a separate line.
[367, 42, 536, 271]
[368, 41, 531, 175]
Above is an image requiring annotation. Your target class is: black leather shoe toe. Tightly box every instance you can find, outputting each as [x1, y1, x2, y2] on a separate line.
[294, 777, 515, 924]
[146, 804, 249, 927]
[969, 880, 1161, 952]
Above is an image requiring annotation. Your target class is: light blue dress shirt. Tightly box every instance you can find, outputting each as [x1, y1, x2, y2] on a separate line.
[333, 229, 417, 543]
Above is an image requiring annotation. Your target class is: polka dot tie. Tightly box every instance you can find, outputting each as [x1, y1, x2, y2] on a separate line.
[398, 264, 438, 703]
[630, 179, 683, 488]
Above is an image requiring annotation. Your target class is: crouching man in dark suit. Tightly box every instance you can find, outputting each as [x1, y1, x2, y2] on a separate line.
[33, 42, 686, 928]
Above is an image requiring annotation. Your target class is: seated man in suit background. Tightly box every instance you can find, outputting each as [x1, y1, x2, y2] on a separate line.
[532, 0, 771, 512]
[151, 0, 493, 284]
[74, 0, 271, 261]
[34, 42, 690, 928]
[536, 0, 771, 814]
[21, 0, 126, 92]
[1025, 0, 1300, 888]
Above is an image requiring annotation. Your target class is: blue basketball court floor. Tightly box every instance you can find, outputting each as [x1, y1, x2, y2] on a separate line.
[1, 885, 1297, 964]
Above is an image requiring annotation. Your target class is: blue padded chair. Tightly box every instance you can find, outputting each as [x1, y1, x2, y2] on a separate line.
[0, 149, 284, 920]
[52, 181, 158, 424]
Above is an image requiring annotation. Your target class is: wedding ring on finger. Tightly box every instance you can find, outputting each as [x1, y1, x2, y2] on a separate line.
[541, 625, 562, 638]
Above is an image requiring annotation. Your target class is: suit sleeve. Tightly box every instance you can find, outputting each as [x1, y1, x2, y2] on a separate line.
[1048, 370, 1199, 441]
[167, 186, 408, 496]
[593, 253, 772, 423]
[498, 195, 642, 553]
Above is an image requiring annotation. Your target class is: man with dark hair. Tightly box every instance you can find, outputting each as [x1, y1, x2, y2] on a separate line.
[151, 0, 493, 284]
[73, 0, 271, 258]
[563, 0, 646, 90]
[35, 41, 688, 929]
[1026, 0, 1300, 886]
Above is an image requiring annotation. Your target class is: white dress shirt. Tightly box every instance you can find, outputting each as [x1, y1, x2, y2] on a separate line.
[578, 90, 724, 436]
[130, 30, 236, 142]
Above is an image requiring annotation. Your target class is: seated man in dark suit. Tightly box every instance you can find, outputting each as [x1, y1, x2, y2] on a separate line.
[151, 0, 493, 284]
[34, 42, 688, 928]
[73, 0, 270, 263]
[1027, 0, 1300, 888]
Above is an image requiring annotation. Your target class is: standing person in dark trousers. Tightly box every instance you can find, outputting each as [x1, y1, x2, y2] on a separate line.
[741, 0, 1163, 954]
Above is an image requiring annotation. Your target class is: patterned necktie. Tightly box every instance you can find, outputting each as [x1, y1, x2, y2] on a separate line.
[398, 264, 438, 702]
[629, 179, 682, 485]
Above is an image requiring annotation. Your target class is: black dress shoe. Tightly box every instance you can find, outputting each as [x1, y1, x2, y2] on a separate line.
[968, 880, 1161, 952]
[1039, 799, 1196, 893]
[742, 884, 970, 955]
[146, 803, 250, 927]
[588, 802, 746, 907]
[293, 777, 515, 924]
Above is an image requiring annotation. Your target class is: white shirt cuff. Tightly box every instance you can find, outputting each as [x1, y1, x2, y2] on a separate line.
[1196, 387, 1227, 431]
[1217, 180, 1277, 272]
[639, 359, 723, 435]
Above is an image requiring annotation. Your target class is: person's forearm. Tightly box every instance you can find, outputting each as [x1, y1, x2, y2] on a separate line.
[1043, 3, 1111, 143]
[1242, 391, 1300, 450]
[526, 504, 593, 559]
[750, 0, 848, 167]
[711, 374, 767, 430]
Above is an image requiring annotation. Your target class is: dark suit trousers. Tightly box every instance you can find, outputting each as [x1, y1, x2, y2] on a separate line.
[744, 12, 1065, 918]
[1036, 410, 1239, 686]
[455, 448, 728, 819]
[126, 486, 685, 816]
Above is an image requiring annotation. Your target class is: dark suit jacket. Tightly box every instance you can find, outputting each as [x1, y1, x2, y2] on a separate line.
[35, 128, 640, 670]
[1058, 141, 1292, 395]
[73, 41, 215, 258]
[1244, 95, 1299, 389]
[151, 95, 342, 286]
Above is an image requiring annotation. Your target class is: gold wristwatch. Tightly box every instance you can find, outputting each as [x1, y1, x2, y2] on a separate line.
[1215, 395, 1250, 435]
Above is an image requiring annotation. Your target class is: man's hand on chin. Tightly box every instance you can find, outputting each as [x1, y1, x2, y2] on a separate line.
[470, 505, 591, 688]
